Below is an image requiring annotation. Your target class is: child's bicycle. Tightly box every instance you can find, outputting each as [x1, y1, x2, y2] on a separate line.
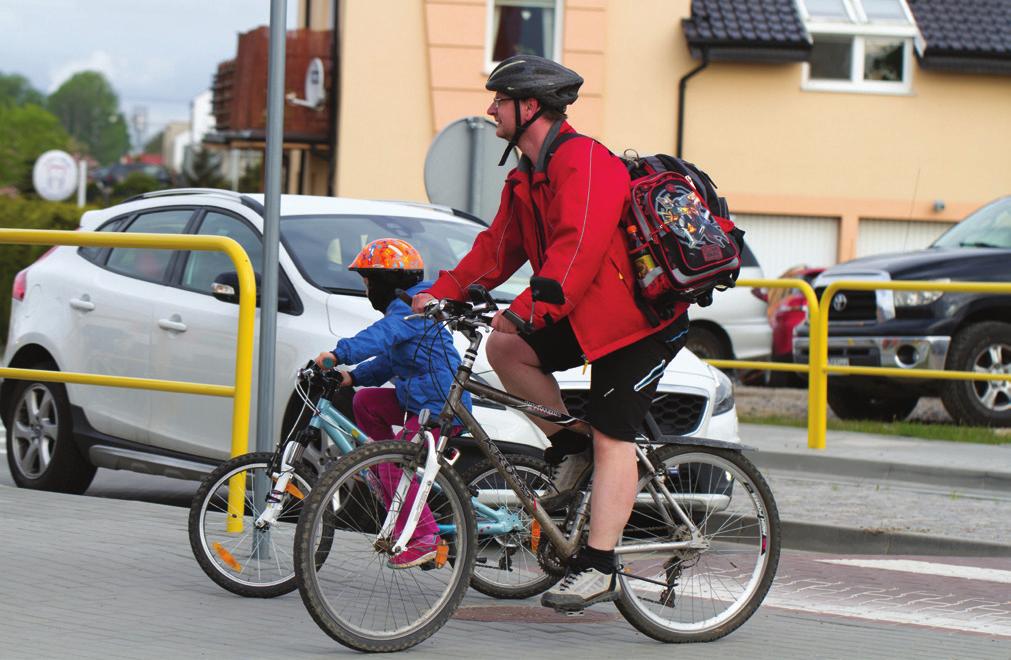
[292, 281, 781, 652]
[188, 359, 560, 599]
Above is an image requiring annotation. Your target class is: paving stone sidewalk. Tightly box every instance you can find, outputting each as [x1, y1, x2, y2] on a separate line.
[2, 484, 1007, 660]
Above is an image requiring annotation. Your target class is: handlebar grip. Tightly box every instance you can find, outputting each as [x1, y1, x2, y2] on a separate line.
[321, 356, 336, 369]
[501, 309, 534, 334]
[394, 288, 413, 305]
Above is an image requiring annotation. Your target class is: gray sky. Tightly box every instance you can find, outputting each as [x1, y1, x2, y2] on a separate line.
[0, 0, 299, 145]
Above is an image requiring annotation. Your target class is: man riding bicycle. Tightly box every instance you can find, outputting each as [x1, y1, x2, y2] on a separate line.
[413, 55, 690, 611]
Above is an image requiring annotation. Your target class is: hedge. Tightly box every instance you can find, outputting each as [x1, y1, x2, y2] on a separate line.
[0, 197, 90, 342]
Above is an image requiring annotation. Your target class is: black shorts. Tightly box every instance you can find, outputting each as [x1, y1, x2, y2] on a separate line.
[521, 315, 690, 441]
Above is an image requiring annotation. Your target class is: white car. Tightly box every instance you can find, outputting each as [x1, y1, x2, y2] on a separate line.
[1, 189, 739, 493]
[687, 243, 772, 361]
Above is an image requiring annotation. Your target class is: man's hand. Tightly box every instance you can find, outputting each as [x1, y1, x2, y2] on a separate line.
[411, 292, 435, 313]
[490, 310, 519, 334]
[335, 370, 353, 388]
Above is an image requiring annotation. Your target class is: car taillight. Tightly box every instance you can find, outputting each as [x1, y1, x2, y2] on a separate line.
[12, 246, 57, 302]
[12, 269, 28, 301]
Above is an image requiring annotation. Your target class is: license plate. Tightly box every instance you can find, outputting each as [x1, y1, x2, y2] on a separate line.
[828, 356, 849, 366]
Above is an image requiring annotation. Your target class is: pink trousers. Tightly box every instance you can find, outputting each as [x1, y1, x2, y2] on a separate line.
[352, 388, 439, 540]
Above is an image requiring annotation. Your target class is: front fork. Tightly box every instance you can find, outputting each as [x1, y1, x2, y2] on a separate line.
[254, 439, 306, 529]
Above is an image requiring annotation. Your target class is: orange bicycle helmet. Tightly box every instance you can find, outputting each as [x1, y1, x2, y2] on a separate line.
[348, 238, 424, 273]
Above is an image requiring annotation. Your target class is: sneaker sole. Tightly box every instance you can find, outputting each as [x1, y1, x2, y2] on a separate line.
[540, 588, 619, 612]
[387, 550, 437, 570]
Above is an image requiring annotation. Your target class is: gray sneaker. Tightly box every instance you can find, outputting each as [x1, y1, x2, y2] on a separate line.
[541, 567, 620, 611]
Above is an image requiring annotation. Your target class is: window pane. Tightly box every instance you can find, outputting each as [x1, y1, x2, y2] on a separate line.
[864, 38, 904, 81]
[861, 0, 907, 21]
[809, 38, 853, 80]
[182, 212, 263, 293]
[804, 0, 851, 20]
[79, 218, 124, 263]
[492, 3, 555, 61]
[106, 209, 192, 281]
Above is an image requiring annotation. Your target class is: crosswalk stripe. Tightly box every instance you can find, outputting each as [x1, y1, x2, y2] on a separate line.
[818, 559, 1011, 584]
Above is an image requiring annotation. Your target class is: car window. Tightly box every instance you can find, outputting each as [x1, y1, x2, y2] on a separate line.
[932, 197, 1011, 249]
[181, 211, 264, 293]
[281, 214, 531, 300]
[78, 217, 126, 263]
[740, 243, 759, 268]
[105, 209, 193, 282]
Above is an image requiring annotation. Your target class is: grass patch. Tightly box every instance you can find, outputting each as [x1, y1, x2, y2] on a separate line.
[740, 414, 1011, 445]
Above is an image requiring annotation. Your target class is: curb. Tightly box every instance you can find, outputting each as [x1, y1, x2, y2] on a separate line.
[780, 519, 1011, 558]
[751, 451, 1011, 493]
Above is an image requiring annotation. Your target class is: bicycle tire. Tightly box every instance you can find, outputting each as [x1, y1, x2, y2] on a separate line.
[294, 441, 476, 652]
[463, 454, 561, 599]
[188, 452, 324, 598]
[614, 445, 781, 643]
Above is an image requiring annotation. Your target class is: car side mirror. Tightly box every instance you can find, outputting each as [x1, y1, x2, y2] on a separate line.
[212, 271, 295, 312]
[751, 288, 769, 303]
[530, 276, 565, 305]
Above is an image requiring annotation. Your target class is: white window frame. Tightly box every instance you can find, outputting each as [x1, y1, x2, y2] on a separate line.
[797, 0, 923, 95]
[484, 0, 564, 74]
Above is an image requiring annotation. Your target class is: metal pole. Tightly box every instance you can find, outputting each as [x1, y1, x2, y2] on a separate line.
[77, 160, 87, 208]
[255, 0, 287, 557]
[466, 117, 483, 216]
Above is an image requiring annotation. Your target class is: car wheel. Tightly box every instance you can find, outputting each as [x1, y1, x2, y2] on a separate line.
[686, 325, 730, 361]
[827, 385, 918, 422]
[941, 322, 1011, 427]
[5, 364, 96, 493]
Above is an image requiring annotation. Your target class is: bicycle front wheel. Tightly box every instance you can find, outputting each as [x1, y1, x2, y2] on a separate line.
[463, 454, 561, 599]
[615, 445, 781, 642]
[188, 452, 316, 598]
[295, 441, 476, 652]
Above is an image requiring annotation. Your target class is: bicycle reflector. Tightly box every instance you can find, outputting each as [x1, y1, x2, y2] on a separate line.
[212, 542, 243, 572]
[530, 520, 541, 552]
[435, 541, 450, 568]
[285, 482, 305, 500]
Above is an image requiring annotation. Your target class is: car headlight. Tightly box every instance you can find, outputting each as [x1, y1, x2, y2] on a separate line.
[894, 279, 949, 307]
[710, 366, 735, 416]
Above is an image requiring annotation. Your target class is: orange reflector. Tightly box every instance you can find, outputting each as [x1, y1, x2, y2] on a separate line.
[435, 541, 450, 568]
[212, 542, 243, 572]
[285, 482, 305, 500]
[530, 520, 541, 552]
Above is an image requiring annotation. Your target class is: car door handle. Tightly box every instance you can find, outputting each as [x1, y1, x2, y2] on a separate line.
[158, 314, 188, 333]
[70, 296, 95, 312]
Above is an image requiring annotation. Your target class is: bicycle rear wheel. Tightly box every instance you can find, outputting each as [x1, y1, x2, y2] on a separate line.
[463, 454, 561, 599]
[295, 441, 476, 652]
[188, 452, 316, 598]
[615, 445, 780, 642]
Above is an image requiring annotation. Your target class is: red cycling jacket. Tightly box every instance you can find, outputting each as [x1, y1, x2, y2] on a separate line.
[426, 122, 686, 362]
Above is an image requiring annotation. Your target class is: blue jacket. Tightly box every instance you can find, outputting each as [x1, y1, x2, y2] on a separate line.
[332, 281, 473, 421]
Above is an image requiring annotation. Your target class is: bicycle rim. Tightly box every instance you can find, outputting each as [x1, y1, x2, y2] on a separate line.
[616, 447, 780, 641]
[466, 457, 560, 598]
[195, 456, 312, 592]
[295, 442, 475, 651]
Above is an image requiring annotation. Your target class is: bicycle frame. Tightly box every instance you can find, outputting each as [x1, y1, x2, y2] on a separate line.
[384, 314, 709, 560]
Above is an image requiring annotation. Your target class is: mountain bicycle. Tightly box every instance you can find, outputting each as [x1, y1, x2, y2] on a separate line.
[292, 279, 781, 652]
[188, 359, 558, 599]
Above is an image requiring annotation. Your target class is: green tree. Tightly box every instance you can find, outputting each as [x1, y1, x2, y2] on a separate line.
[143, 129, 165, 155]
[47, 71, 129, 165]
[0, 72, 46, 107]
[0, 104, 75, 189]
[185, 148, 225, 188]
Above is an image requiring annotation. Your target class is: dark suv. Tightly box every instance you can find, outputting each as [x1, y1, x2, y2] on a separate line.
[794, 196, 1011, 426]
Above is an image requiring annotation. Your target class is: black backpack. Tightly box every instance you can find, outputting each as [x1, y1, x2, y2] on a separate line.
[545, 136, 746, 324]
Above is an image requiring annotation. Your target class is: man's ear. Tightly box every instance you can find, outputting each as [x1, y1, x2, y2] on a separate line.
[524, 98, 541, 120]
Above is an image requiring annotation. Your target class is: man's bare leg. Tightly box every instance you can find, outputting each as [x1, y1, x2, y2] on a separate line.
[586, 430, 637, 550]
[486, 331, 590, 436]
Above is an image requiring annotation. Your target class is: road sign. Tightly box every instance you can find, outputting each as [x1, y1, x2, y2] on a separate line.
[32, 150, 78, 202]
[424, 117, 518, 223]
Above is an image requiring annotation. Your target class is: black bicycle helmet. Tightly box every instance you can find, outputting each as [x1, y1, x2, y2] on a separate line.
[486, 55, 583, 165]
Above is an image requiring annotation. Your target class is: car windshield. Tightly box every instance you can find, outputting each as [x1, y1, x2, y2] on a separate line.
[280, 213, 532, 300]
[932, 197, 1011, 249]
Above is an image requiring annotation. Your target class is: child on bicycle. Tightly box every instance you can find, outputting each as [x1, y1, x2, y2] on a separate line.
[315, 238, 472, 569]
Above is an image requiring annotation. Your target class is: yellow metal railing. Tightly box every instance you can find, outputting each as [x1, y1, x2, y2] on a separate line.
[0, 229, 256, 530]
[706, 277, 1011, 450]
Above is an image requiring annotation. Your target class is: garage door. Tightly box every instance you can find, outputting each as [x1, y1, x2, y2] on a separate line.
[731, 214, 839, 280]
[856, 219, 955, 257]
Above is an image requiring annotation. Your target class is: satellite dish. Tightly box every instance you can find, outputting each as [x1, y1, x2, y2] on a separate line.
[286, 57, 325, 110]
[424, 117, 518, 223]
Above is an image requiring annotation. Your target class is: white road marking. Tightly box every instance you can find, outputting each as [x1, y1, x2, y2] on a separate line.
[818, 559, 1011, 585]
